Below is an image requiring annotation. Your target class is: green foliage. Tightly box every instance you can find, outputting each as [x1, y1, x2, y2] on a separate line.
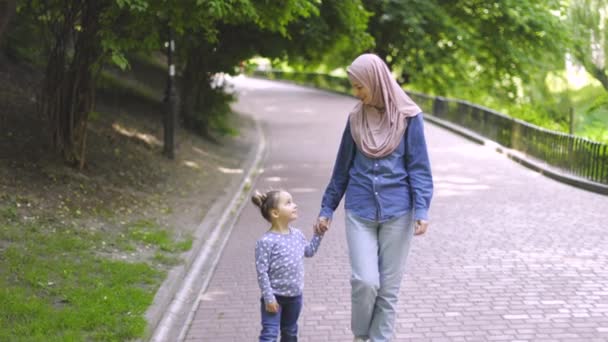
[570, 84, 608, 142]
[364, 0, 567, 98]
[181, 77, 238, 137]
[586, 93, 608, 114]
[175, 0, 371, 136]
[7, 0, 372, 144]
[272, 0, 374, 68]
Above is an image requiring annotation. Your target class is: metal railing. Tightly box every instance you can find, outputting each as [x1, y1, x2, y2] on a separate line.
[253, 70, 608, 185]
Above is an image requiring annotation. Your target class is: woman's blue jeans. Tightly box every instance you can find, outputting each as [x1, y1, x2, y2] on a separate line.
[259, 294, 302, 342]
[346, 210, 415, 342]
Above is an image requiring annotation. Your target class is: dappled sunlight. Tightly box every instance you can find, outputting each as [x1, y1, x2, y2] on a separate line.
[183, 160, 200, 170]
[265, 176, 282, 182]
[264, 105, 278, 112]
[269, 164, 286, 170]
[111, 123, 161, 147]
[200, 289, 228, 302]
[192, 146, 211, 157]
[218, 166, 243, 174]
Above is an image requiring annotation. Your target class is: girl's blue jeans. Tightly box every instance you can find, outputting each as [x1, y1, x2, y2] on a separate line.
[259, 294, 302, 342]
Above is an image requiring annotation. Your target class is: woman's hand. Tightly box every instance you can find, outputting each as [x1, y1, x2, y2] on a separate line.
[314, 217, 331, 235]
[414, 220, 429, 236]
[265, 302, 279, 313]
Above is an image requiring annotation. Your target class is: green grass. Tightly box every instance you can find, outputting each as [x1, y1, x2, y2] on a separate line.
[0, 209, 191, 341]
[98, 71, 161, 106]
[127, 219, 192, 253]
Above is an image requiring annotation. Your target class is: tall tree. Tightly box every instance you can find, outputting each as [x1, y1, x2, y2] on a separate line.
[177, 0, 372, 136]
[569, 0, 608, 90]
[175, 0, 319, 136]
[16, 0, 160, 168]
[29, 0, 112, 168]
[363, 0, 567, 98]
[9, 0, 371, 164]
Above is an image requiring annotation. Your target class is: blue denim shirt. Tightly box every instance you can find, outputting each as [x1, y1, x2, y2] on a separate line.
[319, 113, 433, 222]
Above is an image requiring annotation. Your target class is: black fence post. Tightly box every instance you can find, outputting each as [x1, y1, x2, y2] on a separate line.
[432, 97, 445, 118]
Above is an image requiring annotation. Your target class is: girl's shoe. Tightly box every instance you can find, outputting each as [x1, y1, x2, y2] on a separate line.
[353, 337, 368, 342]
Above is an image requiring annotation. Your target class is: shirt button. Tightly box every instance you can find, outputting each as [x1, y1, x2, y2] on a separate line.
[375, 192, 379, 195]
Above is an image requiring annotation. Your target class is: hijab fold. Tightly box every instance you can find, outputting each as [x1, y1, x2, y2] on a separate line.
[347, 54, 421, 158]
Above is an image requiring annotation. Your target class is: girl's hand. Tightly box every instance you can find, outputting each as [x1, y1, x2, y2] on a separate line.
[414, 220, 429, 236]
[265, 302, 279, 313]
[314, 217, 330, 235]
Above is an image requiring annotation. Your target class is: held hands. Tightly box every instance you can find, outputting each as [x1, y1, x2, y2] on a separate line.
[414, 219, 429, 236]
[314, 216, 427, 235]
[314, 216, 330, 235]
[265, 301, 279, 313]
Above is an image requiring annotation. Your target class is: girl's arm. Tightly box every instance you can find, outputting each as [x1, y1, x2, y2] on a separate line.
[319, 120, 356, 220]
[255, 240, 276, 304]
[301, 232, 322, 258]
[404, 114, 434, 221]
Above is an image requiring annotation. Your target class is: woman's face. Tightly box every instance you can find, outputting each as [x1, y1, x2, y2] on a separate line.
[350, 80, 371, 105]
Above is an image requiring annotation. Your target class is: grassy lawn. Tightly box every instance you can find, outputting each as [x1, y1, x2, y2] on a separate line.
[0, 203, 192, 341]
[0, 52, 252, 340]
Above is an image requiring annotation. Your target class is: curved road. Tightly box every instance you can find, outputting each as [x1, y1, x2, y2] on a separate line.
[183, 77, 608, 341]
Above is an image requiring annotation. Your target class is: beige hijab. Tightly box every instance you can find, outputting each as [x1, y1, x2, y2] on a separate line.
[347, 54, 421, 158]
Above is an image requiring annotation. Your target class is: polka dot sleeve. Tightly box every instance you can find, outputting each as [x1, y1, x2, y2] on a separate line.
[255, 239, 276, 304]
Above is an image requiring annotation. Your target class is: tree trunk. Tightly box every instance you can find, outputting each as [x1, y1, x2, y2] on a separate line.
[41, 1, 108, 168]
[591, 65, 608, 92]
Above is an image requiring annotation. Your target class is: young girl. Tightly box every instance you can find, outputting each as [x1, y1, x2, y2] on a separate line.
[252, 189, 323, 342]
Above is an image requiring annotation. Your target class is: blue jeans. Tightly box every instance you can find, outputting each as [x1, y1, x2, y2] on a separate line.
[259, 294, 302, 342]
[346, 210, 415, 342]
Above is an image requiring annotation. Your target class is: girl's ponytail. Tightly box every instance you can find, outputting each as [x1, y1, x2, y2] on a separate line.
[251, 190, 281, 222]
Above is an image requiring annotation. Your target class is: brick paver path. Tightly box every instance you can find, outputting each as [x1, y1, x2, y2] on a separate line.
[183, 77, 608, 341]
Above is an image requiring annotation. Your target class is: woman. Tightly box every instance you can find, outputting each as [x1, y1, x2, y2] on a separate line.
[315, 54, 433, 342]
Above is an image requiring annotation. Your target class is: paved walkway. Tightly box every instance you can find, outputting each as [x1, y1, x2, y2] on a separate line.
[183, 77, 608, 341]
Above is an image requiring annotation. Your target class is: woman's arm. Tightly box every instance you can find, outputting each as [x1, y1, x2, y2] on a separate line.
[404, 114, 434, 221]
[318, 121, 356, 221]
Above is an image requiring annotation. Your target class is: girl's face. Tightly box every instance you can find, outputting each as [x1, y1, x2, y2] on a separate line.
[351, 80, 371, 105]
[272, 191, 298, 222]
